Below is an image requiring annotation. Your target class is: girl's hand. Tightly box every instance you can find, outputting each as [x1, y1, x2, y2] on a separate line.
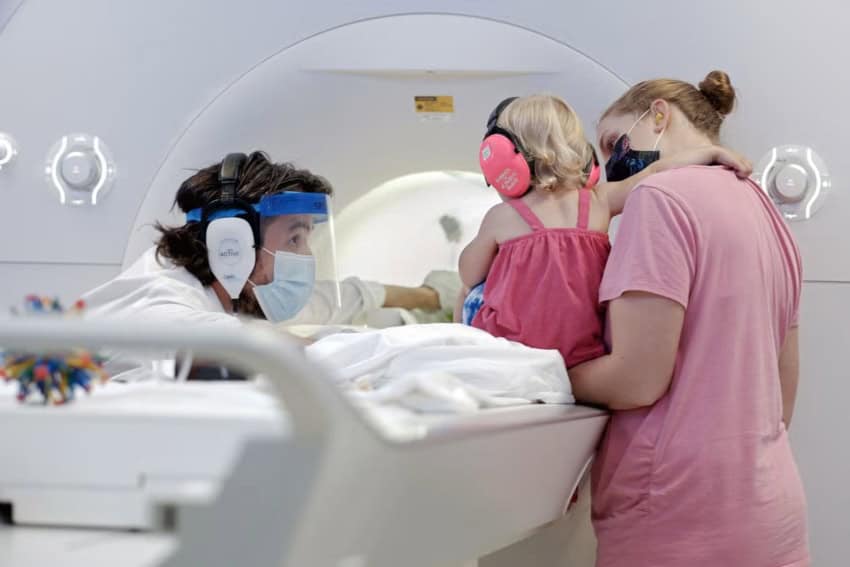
[658, 145, 752, 178]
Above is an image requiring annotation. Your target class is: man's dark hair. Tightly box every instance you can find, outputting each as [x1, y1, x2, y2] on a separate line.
[155, 151, 333, 286]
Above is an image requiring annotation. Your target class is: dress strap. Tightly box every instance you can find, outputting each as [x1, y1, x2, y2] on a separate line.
[507, 199, 545, 231]
[577, 188, 592, 230]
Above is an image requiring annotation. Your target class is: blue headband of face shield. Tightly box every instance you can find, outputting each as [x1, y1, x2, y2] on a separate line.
[185, 191, 330, 223]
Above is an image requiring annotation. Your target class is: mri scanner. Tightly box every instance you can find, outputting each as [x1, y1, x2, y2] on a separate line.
[0, 0, 848, 565]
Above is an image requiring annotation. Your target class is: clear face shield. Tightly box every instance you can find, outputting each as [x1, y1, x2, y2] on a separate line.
[247, 191, 340, 323]
[187, 191, 340, 323]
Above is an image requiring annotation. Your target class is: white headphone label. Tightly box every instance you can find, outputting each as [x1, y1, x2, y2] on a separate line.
[207, 217, 256, 300]
[218, 238, 241, 266]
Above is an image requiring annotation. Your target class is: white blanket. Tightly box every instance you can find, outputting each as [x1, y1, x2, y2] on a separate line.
[306, 324, 573, 417]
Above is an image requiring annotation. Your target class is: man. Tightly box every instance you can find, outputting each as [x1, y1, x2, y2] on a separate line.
[84, 152, 458, 334]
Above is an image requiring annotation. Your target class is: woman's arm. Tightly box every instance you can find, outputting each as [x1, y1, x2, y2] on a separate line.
[459, 208, 500, 289]
[779, 326, 800, 429]
[602, 146, 753, 216]
[569, 291, 685, 410]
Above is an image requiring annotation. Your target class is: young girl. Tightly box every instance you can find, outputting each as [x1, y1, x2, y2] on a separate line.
[457, 94, 750, 368]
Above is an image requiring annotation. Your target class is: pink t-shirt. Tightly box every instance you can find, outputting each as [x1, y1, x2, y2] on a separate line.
[592, 166, 809, 567]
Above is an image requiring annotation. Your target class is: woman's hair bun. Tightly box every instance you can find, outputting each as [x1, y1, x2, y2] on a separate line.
[699, 70, 736, 115]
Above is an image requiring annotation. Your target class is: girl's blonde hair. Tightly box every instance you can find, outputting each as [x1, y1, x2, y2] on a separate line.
[499, 94, 594, 192]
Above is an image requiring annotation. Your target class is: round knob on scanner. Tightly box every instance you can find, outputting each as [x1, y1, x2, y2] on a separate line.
[772, 163, 808, 203]
[45, 134, 116, 206]
[60, 150, 101, 189]
[0, 133, 18, 170]
[754, 145, 831, 221]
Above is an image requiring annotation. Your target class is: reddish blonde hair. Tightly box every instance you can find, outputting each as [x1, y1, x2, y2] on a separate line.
[601, 70, 737, 142]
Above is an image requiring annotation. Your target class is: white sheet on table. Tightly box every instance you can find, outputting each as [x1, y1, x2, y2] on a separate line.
[305, 323, 573, 416]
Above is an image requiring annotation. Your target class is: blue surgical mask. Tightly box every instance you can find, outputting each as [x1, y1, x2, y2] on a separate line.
[249, 249, 316, 322]
[604, 108, 665, 182]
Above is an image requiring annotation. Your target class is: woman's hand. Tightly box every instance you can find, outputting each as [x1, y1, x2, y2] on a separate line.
[658, 145, 752, 178]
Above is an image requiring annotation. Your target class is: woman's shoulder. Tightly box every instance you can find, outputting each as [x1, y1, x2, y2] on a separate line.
[642, 164, 738, 189]
[633, 165, 745, 205]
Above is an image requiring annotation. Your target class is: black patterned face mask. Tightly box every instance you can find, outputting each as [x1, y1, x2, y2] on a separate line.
[604, 109, 664, 182]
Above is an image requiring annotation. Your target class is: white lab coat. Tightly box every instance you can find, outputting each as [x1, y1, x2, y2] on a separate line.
[81, 247, 388, 380]
[82, 247, 387, 327]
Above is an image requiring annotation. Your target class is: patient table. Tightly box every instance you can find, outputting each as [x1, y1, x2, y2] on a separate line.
[0, 320, 608, 566]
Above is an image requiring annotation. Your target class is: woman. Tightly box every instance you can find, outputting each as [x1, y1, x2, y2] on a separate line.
[569, 71, 808, 566]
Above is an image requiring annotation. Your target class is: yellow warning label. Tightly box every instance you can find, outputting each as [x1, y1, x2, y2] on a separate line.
[415, 95, 454, 113]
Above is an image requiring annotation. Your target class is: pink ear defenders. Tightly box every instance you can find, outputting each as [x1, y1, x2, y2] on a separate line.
[479, 97, 534, 198]
[584, 148, 601, 189]
[479, 97, 602, 198]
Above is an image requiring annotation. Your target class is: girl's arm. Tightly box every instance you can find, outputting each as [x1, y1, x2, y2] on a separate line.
[459, 207, 500, 289]
[602, 145, 753, 216]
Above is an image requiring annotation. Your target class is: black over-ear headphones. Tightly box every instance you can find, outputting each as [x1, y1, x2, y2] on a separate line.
[484, 97, 536, 174]
[196, 152, 261, 246]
